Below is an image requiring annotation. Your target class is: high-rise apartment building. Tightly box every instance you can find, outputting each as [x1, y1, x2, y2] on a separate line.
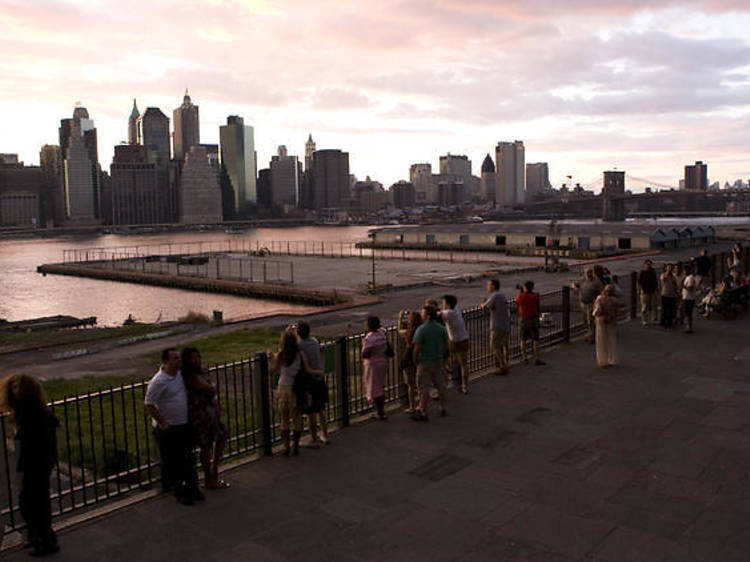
[270, 145, 301, 208]
[495, 141, 525, 206]
[110, 144, 162, 225]
[480, 154, 496, 203]
[526, 162, 550, 200]
[173, 90, 200, 161]
[128, 99, 139, 145]
[219, 116, 256, 213]
[683, 161, 708, 191]
[179, 145, 223, 224]
[312, 149, 349, 212]
[409, 163, 433, 204]
[59, 106, 100, 222]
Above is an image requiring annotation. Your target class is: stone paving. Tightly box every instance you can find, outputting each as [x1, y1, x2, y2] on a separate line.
[6, 312, 750, 561]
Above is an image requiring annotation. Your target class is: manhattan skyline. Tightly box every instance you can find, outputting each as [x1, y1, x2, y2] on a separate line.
[1, 0, 749, 190]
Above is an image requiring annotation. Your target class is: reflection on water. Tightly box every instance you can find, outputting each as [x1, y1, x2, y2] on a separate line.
[0, 226, 372, 326]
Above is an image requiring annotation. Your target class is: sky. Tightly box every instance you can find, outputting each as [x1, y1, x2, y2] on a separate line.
[1, 0, 749, 192]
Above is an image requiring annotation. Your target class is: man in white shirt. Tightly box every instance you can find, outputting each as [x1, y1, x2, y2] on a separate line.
[682, 264, 698, 334]
[441, 294, 470, 393]
[145, 348, 202, 505]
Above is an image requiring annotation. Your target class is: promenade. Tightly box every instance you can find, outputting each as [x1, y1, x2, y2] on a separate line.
[6, 314, 750, 561]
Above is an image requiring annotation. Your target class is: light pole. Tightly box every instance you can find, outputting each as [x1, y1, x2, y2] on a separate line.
[370, 234, 376, 289]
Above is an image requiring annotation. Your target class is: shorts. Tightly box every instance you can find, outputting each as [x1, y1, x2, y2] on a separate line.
[684, 299, 695, 319]
[402, 365, 417, 388]
[490, 329, 508, 350]
[449, 339, 470, 364]
[417, 362, 445, 391]
[519, 318, 540, 341]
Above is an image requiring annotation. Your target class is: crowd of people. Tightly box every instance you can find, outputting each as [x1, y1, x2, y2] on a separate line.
[3, 244, 747, 556]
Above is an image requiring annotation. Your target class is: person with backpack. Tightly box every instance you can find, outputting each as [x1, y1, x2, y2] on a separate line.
[268, 330, 322, 456]
[296, 322, 330, 446]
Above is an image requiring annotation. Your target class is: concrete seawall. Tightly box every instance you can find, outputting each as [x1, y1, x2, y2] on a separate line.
[37, 263, 349, 306]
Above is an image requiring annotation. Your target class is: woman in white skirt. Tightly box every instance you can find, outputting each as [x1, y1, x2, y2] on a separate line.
[593, 285, 620, 368]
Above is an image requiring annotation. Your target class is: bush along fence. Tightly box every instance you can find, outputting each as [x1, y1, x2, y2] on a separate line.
[10, 246, 750, 532]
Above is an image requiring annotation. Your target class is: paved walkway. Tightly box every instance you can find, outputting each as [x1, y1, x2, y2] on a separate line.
[7, 313, 750, 561]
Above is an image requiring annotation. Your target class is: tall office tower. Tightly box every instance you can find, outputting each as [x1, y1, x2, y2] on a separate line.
[136, 107, 173, 220]
[179, 145, 222, 224]
[305, 134, 316, 172]
[219, 115, 256, 214]
[390, 181, 415, 209]
[312, 149, 349, 212]
[137, 108, 170, 166]
[110, 144, 161, 225]
[526, 162, 550, 200]
[602, 170, 626, 222]
[480, 154, 496, 203]
[495, 141, 525, 206]
[173, 89, 200, 161]
[40, 145, 65, 225]
[256, 168, 272, 209]
[59, 106, 100, 222]
[270, 145, 301, 208]
[683, 161, 708, 191]
[409, 163, 433, 204]
[439, 154, 472, 201]
[128, 99, 139, 145]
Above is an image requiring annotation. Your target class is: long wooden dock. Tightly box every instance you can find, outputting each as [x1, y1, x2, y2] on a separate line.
[37, 263, 348, 306]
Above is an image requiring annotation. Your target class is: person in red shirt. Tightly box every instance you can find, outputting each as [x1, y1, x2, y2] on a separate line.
[516, 281, 546, 366]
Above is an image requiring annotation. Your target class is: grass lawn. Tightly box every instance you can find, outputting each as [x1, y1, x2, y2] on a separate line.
[0, 324, 168, 353]
[143, 327, 282, 367]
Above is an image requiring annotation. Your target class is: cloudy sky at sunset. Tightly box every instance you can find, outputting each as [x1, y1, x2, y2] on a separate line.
[1, 0, 749, 191]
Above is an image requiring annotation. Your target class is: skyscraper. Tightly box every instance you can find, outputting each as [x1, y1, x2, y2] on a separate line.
[270, 145, 301, 208]
[525, 162, 550, 200]
[409, 163, 433, 204]
[40, 145, 65, 225]
[59, 106, 100, 222]
[219, 115, 256, 213]
[136, 107, 173, 220]
[128, 99, 139, 145]
[110, 144, 161, 225]
[683, 161, 708, 191]
[495, 141, 525, 206]
[480, 154, 496, 203]
[179, 145, 223, 224]
[173, 89, 200, 161]
[312, 149, 349, 212]
[439, 154, 472, 201]
[305, 134, 316, 172]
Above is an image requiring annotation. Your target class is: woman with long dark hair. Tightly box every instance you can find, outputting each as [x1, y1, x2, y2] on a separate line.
[269, 330, 321, 456]
[180, 348, 230, 489]
[0, 374, 60, 556]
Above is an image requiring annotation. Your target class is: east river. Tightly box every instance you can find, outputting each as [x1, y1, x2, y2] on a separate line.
[0, 226, 372, 326]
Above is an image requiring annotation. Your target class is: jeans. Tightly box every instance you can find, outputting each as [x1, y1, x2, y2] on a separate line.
[660, 296, 677, 328]
[153, 424, 199, 500]
[19, 469, 56, 548]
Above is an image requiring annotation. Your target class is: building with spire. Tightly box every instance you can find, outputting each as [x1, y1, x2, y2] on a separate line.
[219, 115, 256, 215]
[480, 154, 496, 203]
[173, 89, 200, 161]
[58, 105, 100, 222]
[128, 99, 139, 145]
[305, 134, 316, 172]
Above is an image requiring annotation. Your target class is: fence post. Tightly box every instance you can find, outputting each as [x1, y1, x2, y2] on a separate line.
[629, 270, 638, 319]
[711, 253, 717, 287]
[335, 337, 350, 428]
[562, 285, 570, 343]
[254, 353, 273, 456]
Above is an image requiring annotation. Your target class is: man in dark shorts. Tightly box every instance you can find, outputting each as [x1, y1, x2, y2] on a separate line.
[516, 281, 546, 366]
